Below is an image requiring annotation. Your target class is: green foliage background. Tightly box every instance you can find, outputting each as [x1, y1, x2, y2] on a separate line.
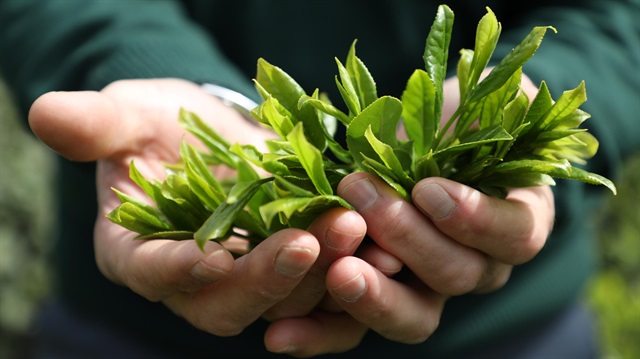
[0, 76, 637, 358]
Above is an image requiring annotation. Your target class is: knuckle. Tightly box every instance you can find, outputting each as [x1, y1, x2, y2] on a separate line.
[252, 281, 292, 303]
[406, 316, 440, 344]
[193, 315, 244, 337]
[436, 259, 485, 296]
[377, 303, 441, 344]
[476, 265, 512, 293]
[375, 202, 417, 243]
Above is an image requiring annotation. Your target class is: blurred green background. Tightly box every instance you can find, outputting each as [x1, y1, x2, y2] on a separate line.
[0, 75, 638, 358]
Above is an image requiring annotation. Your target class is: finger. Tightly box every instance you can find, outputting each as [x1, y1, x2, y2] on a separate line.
[338, 172, 488, 296]
[94, 216, 235, 302]
[28, 79, 269, 163]
[412, 177, 554, 265]
[28, 90, 137, 162]
[355, 241, 404, 277]
[327, 257, 446, 344]
[164, 228, 320, 337]
[264, 208, 366, 319]
[264, 312, 368, 357]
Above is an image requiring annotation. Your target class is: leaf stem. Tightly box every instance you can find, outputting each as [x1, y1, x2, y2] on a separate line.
[434, 105, 464, 150]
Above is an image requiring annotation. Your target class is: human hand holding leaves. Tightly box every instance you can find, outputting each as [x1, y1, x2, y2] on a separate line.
[108, 5, 616, 253]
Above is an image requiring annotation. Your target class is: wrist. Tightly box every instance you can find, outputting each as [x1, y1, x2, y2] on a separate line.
[201, 83, 258, 122]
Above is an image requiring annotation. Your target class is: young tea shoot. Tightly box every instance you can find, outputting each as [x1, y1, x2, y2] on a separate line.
[107, 5, 616, 254]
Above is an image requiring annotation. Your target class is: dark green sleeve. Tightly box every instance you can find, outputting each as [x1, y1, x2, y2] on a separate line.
[495, 0, 640, 177]
[0, 0, 256, 116]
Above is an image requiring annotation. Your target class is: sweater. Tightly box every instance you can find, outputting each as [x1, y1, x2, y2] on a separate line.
[1, 0, 638, 357]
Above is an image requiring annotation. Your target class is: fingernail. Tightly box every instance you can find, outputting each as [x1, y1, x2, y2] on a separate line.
[415, 183, 456, 220]
[271, 344, 297, 354]
[342, 178, 378, 211]
[190, 250, 230, 282]
[331, 273, 366, 302]
[325, 226, 362, 251]
[274, 247, 312, 278]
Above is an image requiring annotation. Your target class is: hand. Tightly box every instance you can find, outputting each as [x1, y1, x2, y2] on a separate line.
[28, 78, 367, 338]
[261, 73, 555, 356]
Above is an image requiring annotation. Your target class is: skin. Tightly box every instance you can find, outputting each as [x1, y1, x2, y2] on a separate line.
[28, 78, 368, 337]
[263, 73, 555, 357]
[28, 74, 554, 358]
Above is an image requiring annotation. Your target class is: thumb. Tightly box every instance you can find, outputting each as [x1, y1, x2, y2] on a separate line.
[28, 90, 131, 162]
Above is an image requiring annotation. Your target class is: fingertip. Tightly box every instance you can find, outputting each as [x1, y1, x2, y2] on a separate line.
[327, 257, 370, 303]
[412, 177, 480, 221]
[189, 244, 235, 284]
[28, 91, 120, 161]
[356, 243, 403, 277]
[309, 208, 366, 253]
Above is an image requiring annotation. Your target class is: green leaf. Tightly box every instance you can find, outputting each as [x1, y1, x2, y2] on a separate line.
[555, 166, 617, 195]
[286, 195, 353, 229]
[364, 126, 416, 191]
[493, 158, 572, 177]
[230, 143, 264, 169]
[286, 123, 333, 196]
[194, 177, 273, 250]
[298, 94, 350, 126]
[180, 109, 231, 148]
[335, 58, 362, 116]
[457, 49, 474, 102]
[128, 161, 157, 200]
[274, 175, 316, 198]
[256, 58, 326, 150]
[260, 195, 352, 230]
[555, 108, 591, 129]
[346, 40, 378, 109]
[537, 132, 599, 165]
[260, 96, 296, 138]
[261, 155, 292, 176]
[161, 173, 210, 222]
[495, 92, 530, 159]
[502, 91, 530, 133]
[107, 189, 172, 234]
[360, 156, 410, 200]
[347, 96, 403, 165]
[538, 81, 587, 131]
[479, 67, 521, 128]
[179, 109, 237, 168]
[435, 125, 512, 158]
[401, 69, 437, 157]
[136, 231, 195, 240]
[468, 7, 501, 91]
[477, 173, 556, 193]
[468, 26, 556, 103]
[415, 150, 440, 179]
[260, 197, 312, 229]
[184, 164, 223, 211]
[129, 162, 203, 231]
[523, 81, 553, 127]
[423, 4, 454, 125]
[180, 142, 226, 200]
[534, 128, 588, 143]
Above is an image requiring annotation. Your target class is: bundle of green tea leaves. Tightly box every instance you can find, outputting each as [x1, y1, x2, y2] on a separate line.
[107, 5, 616, 253]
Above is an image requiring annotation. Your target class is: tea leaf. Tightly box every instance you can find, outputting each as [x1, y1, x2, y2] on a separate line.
[468, 26, 556, 104]
[286, 123, 333, 196]
[402, 69, 437, 157]
[346, 40, 378, 109]
[347, 96, 403, 164]
[194, 177, 273, 250]
[423, 4, 454, 125]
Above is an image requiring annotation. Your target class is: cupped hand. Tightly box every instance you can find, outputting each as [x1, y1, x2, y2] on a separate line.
[261, 73, 555, 356]
[28, 79, 367, 340]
